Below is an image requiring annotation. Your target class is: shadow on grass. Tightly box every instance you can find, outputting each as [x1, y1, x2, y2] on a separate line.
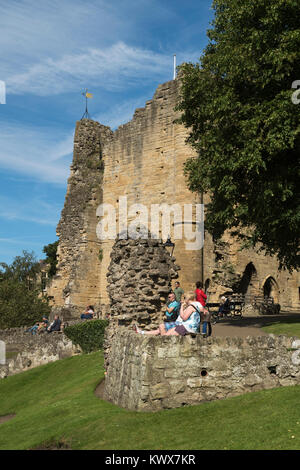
[31, 437, 72, 450]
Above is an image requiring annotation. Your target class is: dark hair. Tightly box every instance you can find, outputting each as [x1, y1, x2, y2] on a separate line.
[196, 281, 203, 289]
[175, 281, 180, 285]
[88, 305, 94, 311]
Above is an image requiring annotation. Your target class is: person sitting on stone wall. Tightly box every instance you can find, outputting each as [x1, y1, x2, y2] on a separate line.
[36, 316, 49, 333]
[218, 296, 231, 318]
[135, 292, 202, 336]
[26, 316, 49, 335]
[134, 292, 180, 336]
[80, 305, 95, 320]
[46, 315, 61, 333]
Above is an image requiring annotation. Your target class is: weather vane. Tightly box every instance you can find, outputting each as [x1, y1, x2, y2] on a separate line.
[81, 88, 93, 119]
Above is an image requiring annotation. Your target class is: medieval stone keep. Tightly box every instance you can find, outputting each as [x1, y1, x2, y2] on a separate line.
[48, 78, 299, 318]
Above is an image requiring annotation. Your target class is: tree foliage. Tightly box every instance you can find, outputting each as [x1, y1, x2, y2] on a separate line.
[0, 251, 50, 329]
[177, 0, 300, 270]
[43, 240, 59, 278]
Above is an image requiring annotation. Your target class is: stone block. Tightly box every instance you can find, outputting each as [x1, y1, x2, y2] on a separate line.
[149, 383, 170, 399]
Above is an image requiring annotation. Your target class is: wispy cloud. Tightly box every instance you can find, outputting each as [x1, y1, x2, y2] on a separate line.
[6, 42, 198, 96]
[0, 236, 42, 247]
[0, 121, 72, 183]
[95, 95, 151, 130]
[0, 91, 153, 183]
[0, 194, 61, 226]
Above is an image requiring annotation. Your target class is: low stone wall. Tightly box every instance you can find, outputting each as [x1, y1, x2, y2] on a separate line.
[0, 326, 81, 379]
[104, 329, 300, 411]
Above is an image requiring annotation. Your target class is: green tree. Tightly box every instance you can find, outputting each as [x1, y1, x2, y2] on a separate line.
[0, 251, 50, 329]
[43, 240, 59, 278]
[177, 0, 300, 270]
[0, 250, 40, 285]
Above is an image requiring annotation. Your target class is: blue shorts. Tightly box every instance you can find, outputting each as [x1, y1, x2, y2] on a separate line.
[164, 321, 177, 331]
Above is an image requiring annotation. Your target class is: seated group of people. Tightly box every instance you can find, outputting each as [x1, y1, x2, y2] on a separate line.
[27, 314, 61, 335]
[135, 290, 209, 337]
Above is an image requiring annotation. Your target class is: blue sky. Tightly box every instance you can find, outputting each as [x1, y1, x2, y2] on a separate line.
[0, 0, 214, 265]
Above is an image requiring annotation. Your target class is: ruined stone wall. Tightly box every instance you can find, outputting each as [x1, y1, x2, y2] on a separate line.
[47, 120, 113, 316]
[99, 80, 202, 306]
[104, 236, 180, 369]
[104, 329, 300, 411]
[0, 327, 81, 378]
[48, 79, 299, 317]
[203, 231, 300, 311]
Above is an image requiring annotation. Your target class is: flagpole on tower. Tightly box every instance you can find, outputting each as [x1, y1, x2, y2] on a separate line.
[173, 54, 177, 80]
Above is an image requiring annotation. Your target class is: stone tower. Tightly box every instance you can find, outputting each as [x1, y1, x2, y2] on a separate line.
[48, 79, 300, 317]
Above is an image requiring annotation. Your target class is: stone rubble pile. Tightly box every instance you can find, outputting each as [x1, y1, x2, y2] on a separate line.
[104, 234, 180, 368]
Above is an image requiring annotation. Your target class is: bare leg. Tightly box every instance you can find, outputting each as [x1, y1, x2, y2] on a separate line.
[143, 328, 160, 335]
[165, 327, 179, 336]
[158, 323, 167, 335]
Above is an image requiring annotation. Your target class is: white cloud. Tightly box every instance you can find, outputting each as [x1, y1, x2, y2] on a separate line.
[0, 194, 61, 226]
[5, 42, 190, 96]
[0, 236, 43, 247]
[0, 121, 72, 184]
[94, 95, 151, 130]
[0, 91, 150, 183]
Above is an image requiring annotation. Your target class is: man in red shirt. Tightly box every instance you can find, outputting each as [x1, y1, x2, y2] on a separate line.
[195, 281, 207, 307]
[195, 281, 211, 337]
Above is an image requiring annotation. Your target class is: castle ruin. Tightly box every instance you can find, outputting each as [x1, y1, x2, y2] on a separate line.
[47, 79, 300, 318]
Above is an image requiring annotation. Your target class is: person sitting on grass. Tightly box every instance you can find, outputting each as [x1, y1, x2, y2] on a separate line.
[135, 292, 201, 336]
[80, 305, 95, 320]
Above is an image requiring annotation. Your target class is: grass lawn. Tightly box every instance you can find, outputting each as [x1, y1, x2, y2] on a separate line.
[261, 318, 300, 338]
[0, 351, 300, 450]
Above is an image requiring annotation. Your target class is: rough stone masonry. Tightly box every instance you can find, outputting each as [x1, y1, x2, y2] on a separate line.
[0, 326, 81, 378]
[104, 329, 300, 411]
[47, 78, 299, 317]
[103, 234, 180, 369]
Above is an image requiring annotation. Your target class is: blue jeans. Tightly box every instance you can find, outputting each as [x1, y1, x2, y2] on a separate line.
[28, 325, 39, 335]
[81, 314, 93, 320]
[202, 321, 212, 336]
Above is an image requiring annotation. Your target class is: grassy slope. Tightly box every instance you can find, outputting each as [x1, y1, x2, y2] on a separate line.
[0, 351, 300, 450]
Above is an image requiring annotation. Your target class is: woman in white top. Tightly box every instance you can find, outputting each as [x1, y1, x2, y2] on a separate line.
[165, 292, 201, 336]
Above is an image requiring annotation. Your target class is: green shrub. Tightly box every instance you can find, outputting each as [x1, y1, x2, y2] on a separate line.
[0, 280, 51, 329]
[64, 319, 109, 353]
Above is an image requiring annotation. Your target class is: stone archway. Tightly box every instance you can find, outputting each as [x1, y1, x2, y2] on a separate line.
[238, 262, 259, 302]
[263, 276, 279, 303]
